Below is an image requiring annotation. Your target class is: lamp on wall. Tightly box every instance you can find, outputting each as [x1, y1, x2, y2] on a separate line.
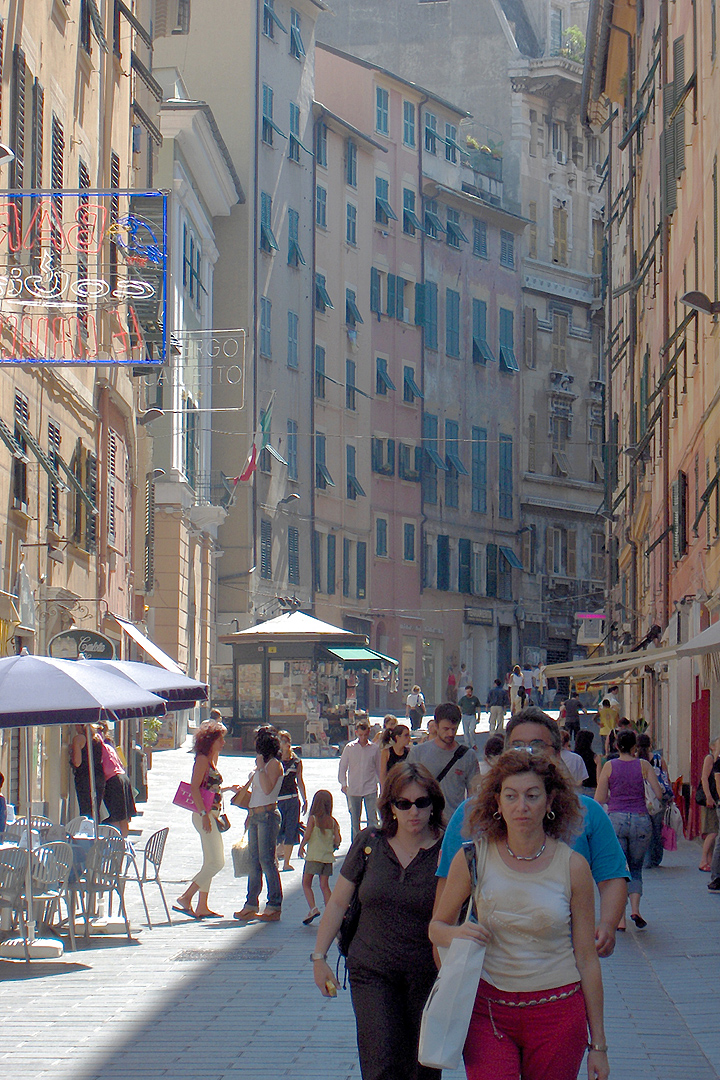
[680, 291, 720, 317]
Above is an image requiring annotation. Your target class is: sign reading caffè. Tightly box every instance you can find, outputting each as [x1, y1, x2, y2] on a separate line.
[48, 629, 116, 660]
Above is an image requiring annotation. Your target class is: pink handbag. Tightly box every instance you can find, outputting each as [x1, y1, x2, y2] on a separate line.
[173, 781, 215, 813]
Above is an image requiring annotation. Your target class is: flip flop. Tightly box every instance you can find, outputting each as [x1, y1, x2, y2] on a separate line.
[172, 904, 199, 919]
[699, 865, 712, 872]
[197, 912, 223, 919]
[302, 909, 321, 925]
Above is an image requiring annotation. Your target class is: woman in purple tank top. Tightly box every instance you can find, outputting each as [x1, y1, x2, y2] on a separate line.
[595, 730, 664, 930]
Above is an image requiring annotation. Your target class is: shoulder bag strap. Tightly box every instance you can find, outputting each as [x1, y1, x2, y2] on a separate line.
[436, 744, 469, 784]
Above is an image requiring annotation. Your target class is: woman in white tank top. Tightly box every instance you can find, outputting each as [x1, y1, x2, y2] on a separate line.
[431, 750, 608, 1080]
[234, 726, 284, 922]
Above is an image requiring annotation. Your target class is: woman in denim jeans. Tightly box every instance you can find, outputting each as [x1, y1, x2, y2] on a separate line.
[595, 730, 664, 930]
[234, 726, 284, 922]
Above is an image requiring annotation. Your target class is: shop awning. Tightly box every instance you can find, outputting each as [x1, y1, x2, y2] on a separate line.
[543, 644, 678, 681]
[327, 646, 398, 670]
[677, 621, 720, 658]
[111, 614, 184, 675]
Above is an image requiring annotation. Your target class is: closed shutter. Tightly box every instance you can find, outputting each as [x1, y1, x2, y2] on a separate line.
[414, 282, 425, 326]
[31, 80, 43, 188]
[312, 531, 321, 592]
[662, 87, 677, 216]
[288, 526, 300, 584]
[486, 543, 498, 597]
[327, 533, 336, 595]
[528, 414, 536, 472]
[524, 307, 537, 368]
[370, 267, 381, 313]
[387, 273, 396, 317]
[356, 541, 366, 599]
[437, 535, 450, 591]
[672, 471, 688, 560]
[673, 37, 685, 178]
[566, 529, 577, 577]
[458, 538, 472, 594]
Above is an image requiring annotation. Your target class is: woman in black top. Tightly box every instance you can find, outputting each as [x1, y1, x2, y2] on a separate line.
[311, 762, 444, 1080]
[380, 724, 411, 784]
[277, 730, 307, 871]
[70, 725, 106, 817]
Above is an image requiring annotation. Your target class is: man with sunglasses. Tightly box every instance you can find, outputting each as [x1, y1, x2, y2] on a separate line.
[338, 721, 381, 840]
[434, 706, 629, 956]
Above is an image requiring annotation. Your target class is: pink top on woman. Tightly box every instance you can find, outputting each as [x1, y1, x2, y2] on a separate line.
[606, 758, 647, 814]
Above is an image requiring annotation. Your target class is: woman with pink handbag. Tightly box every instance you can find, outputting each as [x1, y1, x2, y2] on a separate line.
[174, 718, 228, 920]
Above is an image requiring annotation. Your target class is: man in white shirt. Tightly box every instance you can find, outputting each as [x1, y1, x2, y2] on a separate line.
[338, 720, 381, 839]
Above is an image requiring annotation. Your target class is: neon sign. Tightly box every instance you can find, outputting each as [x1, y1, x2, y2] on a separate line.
[0, 189, 167, 364]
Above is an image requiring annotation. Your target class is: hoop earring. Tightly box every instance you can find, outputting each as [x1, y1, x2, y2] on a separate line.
[545, 810, 556, 821]
[493, 810, 502, 820]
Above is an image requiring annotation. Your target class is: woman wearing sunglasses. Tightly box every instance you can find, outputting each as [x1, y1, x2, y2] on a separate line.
[311, 762, 445, 1080]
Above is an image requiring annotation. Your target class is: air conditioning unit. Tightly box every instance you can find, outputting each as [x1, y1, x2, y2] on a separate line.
[556, 151, 567, 165]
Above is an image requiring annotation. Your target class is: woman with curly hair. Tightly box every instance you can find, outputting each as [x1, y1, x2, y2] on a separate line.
[175, 718, 228, 919]
[431, 750, 609, 1080]
[311, 761, 445, 1080]
[234, 725, 285, 922]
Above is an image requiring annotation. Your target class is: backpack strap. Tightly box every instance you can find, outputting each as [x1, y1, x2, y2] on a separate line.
[436, 744, 469, 784]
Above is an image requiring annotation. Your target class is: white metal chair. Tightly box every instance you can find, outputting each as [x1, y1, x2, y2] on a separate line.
[31, 842, 76, 951]
[66, 817, 94, 838]
[0, 846, 30, 960]
[125, 827, 171, 929]
[70, 835, 131, 940]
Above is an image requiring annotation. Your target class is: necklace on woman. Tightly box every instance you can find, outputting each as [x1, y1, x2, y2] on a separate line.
[505, 840, 546, 861]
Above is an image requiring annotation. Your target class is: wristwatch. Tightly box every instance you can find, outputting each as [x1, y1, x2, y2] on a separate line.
[587, 1043, 608, 1053]
[310, 952, 327, 962]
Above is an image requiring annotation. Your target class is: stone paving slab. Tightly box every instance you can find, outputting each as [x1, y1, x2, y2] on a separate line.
[1, 742, 719, 1080]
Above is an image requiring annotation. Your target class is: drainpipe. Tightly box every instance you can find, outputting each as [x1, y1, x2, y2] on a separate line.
[660, 0, 671, 628]
[251, 1, 261, 601]
[605, 110, 615, 653]
[418, 95, 428, 596]
[311, 108, 325, 617]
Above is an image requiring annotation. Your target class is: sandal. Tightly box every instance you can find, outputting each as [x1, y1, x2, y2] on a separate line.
[699, 864, 712, 872]
[172, 903, 199, 919]
[630, 913, 648, 930]
[302, 908, 321, 925]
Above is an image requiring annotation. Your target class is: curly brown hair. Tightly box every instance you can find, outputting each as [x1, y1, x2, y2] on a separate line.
[467, 749, 582, 842]
[378, 762, 445, 837]
[192, 719, 227, 758]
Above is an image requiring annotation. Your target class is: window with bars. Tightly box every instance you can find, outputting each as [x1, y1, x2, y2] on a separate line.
[499, 434, 513, 519]
[403, 100, 415, 147]
[260, 519, 273, 578]
[287, 419, 298, 481]
[315, 345, 326, 398]
[376, 86, 389, 134]
[316, 185, 327, 228]
[288, 526, 300, 584]
[260, 296, 272, 357]
[287, 310, 298, 369]
[346, 138, 357, 186]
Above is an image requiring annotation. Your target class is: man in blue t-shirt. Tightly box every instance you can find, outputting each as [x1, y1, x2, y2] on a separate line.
[435, 706, 629, 957]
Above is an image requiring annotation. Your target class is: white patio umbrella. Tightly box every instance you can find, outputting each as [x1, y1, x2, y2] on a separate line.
[80, 658, 208, 708]
[0, 651, 167, 957]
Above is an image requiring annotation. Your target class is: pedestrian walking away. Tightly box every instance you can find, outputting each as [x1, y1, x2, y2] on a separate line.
[406, 685, 426, 729]
[234, 725, 284, 922]
[637, 733, 672, 869]
[562, 692, 586, 748]
[175, 717, 229, 919]
[298, 789, 341, 924]
[431, 749, 609, 1080]
[486, 679, 509, 732]
[458, 684, 482, 747]
[408, 702, 480, 819]
[436, 707, 629, 957]
[595, 729, 664, 930]
[560, 728, 589, 788]
[574, 729, 601, 793]
[311, 761, 446, 1080]
[509, 666, 524, 714]
[338, 720, 381, 839]
[277, 729, 308, 872]
[478, 734, 505, 777]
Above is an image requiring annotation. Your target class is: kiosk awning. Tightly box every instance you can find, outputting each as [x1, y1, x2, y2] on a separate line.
[327, 646, 398, 670]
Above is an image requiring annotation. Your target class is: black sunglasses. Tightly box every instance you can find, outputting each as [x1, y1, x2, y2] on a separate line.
[392, 795, 433, 811]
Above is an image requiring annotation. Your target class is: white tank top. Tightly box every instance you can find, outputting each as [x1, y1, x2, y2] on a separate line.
[249, 760, 284, 808]
[474, 841, 580, 993]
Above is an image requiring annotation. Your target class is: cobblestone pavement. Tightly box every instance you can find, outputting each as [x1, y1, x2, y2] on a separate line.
[1, 741, 719, 1080]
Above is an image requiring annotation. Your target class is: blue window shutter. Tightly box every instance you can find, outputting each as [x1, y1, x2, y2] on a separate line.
[415, 282, 425, 327]
[356, 541, 367, 598]
[327, 533, 336, 595]
[396, 278, 406, 320]
[370, 267, 381, 313]
[458, 538, 472, 594]
[387, 273, 396, 317]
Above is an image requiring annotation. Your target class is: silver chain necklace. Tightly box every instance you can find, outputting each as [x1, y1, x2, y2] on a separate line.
[506, 840, 546, 861]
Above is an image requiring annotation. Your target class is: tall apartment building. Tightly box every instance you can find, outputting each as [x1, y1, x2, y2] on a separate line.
[0, 0, 162, 813]
[155, 0, 327, 649]
[585, 0, 720, 783]
[317, 0, 605, 679]
[314, 45, 426, 712]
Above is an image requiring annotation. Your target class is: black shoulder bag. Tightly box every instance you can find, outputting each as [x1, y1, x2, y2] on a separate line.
[336, 831, 377, 986]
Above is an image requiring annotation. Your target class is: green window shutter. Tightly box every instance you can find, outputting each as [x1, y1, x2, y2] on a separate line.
[370, 267, 381, 313]
[327, 533, 336, 595]
[672, 471, 688, 560]
[437, 535, 450, 591]
[486, 543, 498, 597]
[458, 538, 472, 594]
[425, 282, 438, 349]
[446, 288, 460, 357]
[371, 437, 382, 472]
[673, 37, 685, 178]
[312, 531, 321, 593]
[387, 273, 396, 317]
[415, 282, 425, 326]
[396, 278, 406, 320]
[356, 541, 367, 599]
[343, 538, 350, 597]
[662, 88, 677, 216]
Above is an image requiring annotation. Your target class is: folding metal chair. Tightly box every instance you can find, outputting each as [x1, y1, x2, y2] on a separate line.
[125, 827, 171, 928]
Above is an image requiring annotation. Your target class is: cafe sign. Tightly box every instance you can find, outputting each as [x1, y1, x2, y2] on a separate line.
[0, 189, 167, 364]
[48, 629, 116, 660]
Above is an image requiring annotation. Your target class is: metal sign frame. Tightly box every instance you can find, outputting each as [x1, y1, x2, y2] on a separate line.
[0, 188, 167, 365]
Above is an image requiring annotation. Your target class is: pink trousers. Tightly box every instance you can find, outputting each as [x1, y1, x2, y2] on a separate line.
[463, 980, 588, 1080]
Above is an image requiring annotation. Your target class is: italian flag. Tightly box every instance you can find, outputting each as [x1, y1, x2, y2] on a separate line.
[238, 395, 274, 482]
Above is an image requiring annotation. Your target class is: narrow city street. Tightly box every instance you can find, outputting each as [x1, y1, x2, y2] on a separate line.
[1, 742, 719, 1080]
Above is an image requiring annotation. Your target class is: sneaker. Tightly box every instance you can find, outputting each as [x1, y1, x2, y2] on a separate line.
[234, 907, 259, 920]
[708, 878, 720, 892]
[257, 907, 281, 921]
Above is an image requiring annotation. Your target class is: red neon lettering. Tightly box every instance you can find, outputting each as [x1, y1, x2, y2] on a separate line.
[108, 307, 131, 359]
[0, 313, 19, 358]
[22, 201, 68, 252]
[127, 304, 146, 359]
[0, 202, 22, 252]
[65, 204, 108, 254]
